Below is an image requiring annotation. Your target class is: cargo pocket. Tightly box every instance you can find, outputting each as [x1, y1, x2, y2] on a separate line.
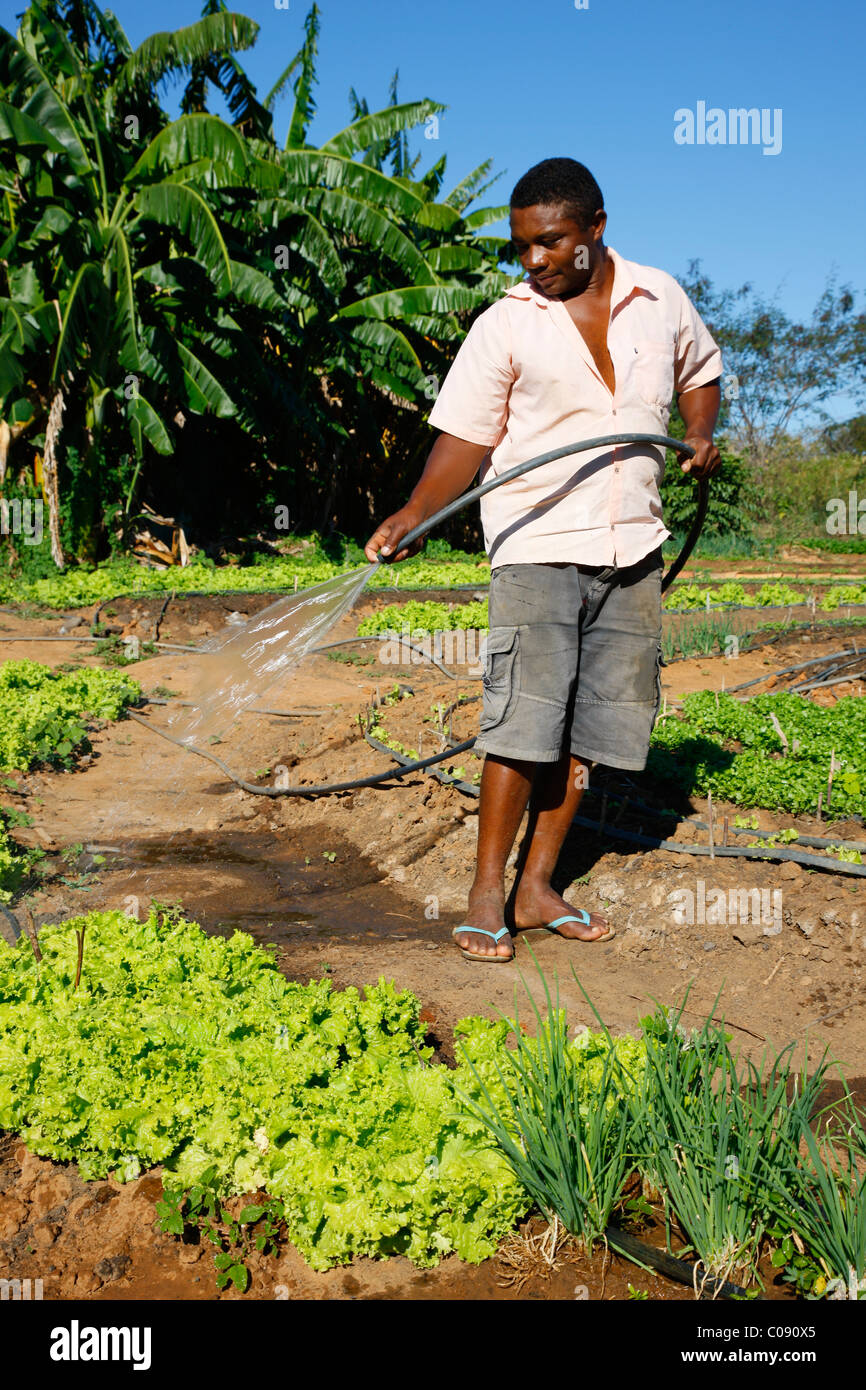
[480, 625, 519, 732]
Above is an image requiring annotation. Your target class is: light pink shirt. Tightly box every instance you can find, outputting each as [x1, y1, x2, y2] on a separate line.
[427, 246, 723, 568]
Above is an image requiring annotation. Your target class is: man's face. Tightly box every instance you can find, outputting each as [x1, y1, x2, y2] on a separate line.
[509, 203, 605, 296]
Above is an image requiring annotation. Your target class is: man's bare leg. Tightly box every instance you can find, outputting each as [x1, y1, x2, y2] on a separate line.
[511, 751, 609, 940]
[454, 754, 534, 959]
[455, 751, 607, 959]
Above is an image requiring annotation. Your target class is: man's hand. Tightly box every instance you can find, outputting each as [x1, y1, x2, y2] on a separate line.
[676, 380, 722, 478]
[364, 507, 426, 563]
[677, 434, 721, 478]
[364, 433, 490, 564]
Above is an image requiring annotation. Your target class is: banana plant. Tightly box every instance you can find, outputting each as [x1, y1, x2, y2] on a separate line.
[0, 0, 517, 560]
[0, 0, 263, 557]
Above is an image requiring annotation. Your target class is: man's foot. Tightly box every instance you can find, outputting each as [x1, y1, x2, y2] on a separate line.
[452, 890, 514, 960]
[511, 882, 610, 941]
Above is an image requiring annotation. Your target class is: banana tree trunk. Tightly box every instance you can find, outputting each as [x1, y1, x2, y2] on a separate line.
[42, 388, 66, 569]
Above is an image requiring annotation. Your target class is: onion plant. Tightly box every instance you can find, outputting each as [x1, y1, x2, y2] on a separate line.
[766, 1088, 866, 1297]
[626, 1001, 835, 1291]
[454, 958, 632, 1252]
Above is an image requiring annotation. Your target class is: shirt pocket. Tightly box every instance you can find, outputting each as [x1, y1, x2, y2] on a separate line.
[631, 340, 675, 409]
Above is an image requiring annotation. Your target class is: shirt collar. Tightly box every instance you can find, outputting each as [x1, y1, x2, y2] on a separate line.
[505, 247, 646, 311]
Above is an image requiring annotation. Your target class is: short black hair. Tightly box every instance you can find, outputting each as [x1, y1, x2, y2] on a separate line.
[510, 157, 604, 228]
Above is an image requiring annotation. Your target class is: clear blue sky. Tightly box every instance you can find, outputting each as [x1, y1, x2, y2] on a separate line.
[4, 0, 864, 415]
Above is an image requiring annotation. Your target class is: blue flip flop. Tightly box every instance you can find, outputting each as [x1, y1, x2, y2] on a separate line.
[452, 925, 513, 963]
[544, 912, 615, 943]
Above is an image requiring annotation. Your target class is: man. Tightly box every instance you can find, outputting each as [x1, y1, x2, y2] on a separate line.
[364, 157, 722, 962]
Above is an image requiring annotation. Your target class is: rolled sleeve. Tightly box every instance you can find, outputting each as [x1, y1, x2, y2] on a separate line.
[673, 287, 723, 395]
[427, 302, 513, 445]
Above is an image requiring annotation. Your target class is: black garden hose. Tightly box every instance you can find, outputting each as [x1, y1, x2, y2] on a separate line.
[386, 432, 700, 596]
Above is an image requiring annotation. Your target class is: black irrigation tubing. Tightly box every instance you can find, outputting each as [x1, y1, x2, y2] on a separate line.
[125, 708, 478, 796]
[585, 794, 866, 854]
[364, 729, 481, 798]
[664, 599, 866, 617]
[602, 1225, 758, 1300]
[356, 732, 866, 875]
[793, 659, 866, 692]
[568, 816, 866, 877]
[796, 670, 866, 693]
[727, 648, 859, 693]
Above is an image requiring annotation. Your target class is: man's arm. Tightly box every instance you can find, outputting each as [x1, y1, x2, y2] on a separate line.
[676, 379, 722, 478]
[364, 432, 490, 562]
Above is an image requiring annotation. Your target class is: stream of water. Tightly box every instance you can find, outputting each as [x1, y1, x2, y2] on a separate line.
[170, 564, 377, 744]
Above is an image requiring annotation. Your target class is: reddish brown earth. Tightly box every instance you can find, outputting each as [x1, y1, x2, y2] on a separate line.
[0, 557, 864, 1300]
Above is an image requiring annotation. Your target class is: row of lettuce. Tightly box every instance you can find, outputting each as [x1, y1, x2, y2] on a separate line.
[0, 549, 865, 612]
[0, 907, 861, 1294]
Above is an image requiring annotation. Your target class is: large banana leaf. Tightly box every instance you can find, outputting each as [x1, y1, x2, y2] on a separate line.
[0, 99, 65, 153]
[0, 25, 90, 173]
[20, 1, 85, 82]
[155, 158, 245, 190]
[127, 390, 173, 454]
[426, 246, 484, 272]
[126, 114, 248, 183]
[135, 182, 232, 296]
[443, 160, 504, 212]
[266, 200, 344, 294]
[346, 318, 422, 369]
[312, 189, 435, 283]
[112, 12, 259, 92]
[284, 4, 318, 150]
[253, 152, 424, 219]
[334, 284, 486, 321]
[227, 259, 288, 313]
[414, 202, 462, 232]
[320, 100, 445, 160]
[108, 225, 141, 373]
[463, 204, 510, 231]
[21, 202, 74, 245]
[52, 259, 105, 380]
[175, 339, 236, 417]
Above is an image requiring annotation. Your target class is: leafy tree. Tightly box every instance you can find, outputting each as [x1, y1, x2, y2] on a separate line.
[678, 261, 866, 469]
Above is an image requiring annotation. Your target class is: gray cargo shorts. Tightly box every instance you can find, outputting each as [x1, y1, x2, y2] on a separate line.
[475, 549, 664, 771]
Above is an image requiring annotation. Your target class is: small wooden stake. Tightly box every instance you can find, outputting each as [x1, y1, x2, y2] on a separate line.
[293, 573, 298, 592]
[827, 749, 836, 810]
[707, 790, 715, 859]
[817, 791, 823, 823]
[722, 815, 729, 848]
[20, 904, 42, 963]
[73, 925, 85, 992]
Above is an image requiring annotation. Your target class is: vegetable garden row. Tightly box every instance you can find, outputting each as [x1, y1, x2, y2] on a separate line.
[0, 907, 863, 1296]
[2, 550, 865, 611]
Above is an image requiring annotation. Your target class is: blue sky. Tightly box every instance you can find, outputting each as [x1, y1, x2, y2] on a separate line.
[4, 0, 864, 417]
